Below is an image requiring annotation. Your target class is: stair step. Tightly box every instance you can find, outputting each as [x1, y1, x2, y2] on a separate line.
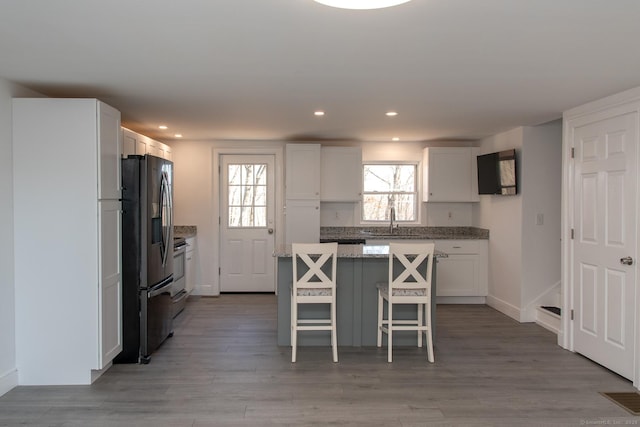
[536, 306, 561, 334]
[541, 306, 561, 317]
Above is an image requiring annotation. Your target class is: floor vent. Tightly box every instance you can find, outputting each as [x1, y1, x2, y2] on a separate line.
[600, 392, 640, 415]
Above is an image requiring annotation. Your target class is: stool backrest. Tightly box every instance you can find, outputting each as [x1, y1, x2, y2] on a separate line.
[292, 242, 338, 290]
[388, 242, 435, 292]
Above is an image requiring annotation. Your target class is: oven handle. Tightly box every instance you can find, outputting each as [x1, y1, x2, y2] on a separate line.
[148, 278, 173, 299]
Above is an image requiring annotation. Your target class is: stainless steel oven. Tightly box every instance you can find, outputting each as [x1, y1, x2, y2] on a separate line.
[172, 237, 188, 317]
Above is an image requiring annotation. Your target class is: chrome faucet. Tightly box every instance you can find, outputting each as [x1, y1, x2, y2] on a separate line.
[389, 205, 396, 234]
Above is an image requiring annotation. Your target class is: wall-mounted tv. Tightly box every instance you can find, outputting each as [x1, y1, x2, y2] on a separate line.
[477, 149, 517, 195]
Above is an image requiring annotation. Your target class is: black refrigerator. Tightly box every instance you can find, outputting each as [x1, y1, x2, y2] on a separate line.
[115, 154, 174, 364]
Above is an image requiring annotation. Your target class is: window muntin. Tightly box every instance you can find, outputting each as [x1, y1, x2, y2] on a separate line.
[228, 163, 267, 227]
[362, 164, 417, 222]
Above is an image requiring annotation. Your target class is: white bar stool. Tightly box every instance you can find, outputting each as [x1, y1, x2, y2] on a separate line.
[291, 242, 338, 363]
[377, 242, 435, 363]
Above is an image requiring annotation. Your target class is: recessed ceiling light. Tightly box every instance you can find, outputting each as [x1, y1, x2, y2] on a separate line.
[158, 125, 168, 130]
[392, 137, 400, 141]
[174, 134, 183, 138]
[386, 111, 398, 117]
[314, 111, 325, 116]
[314, 0, 412, 10]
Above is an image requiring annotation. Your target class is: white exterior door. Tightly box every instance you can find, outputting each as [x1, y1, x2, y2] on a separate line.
[220, 155, 276, 292]
[572, 111, 637, 380]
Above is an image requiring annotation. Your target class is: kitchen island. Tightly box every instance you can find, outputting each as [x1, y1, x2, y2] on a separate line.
[275, 244, 445, 347]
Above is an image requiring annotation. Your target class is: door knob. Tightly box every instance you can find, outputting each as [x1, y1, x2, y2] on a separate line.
[620, 256, 634, 265]
[268, 228, 274, 234]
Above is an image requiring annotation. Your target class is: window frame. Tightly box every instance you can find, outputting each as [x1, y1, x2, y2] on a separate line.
[360, 161, 421, 225]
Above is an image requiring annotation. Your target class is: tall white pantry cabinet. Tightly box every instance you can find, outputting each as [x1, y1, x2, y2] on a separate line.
[13, 98, 123, 385]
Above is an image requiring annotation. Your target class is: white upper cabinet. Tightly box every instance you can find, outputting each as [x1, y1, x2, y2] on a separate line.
[122, 127, 172, 161]
[423, 147, 479, 202]
[99, 104, 122, 200]
[320, 146, 362, 202]
[286, 144, 321, 199]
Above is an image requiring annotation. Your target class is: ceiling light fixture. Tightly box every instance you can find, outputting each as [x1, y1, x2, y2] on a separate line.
[174, 134, 183, 138]
[392, 137, 400, 141]
[386, 111, 398, 117]
[158, 125, 168, 130]
[314, 0, 412, 10]
[314, 111, 325, 116]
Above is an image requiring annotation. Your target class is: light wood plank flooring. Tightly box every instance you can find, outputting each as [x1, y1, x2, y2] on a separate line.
[1, 294, 638, 426]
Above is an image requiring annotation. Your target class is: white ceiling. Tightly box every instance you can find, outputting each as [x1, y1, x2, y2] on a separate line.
[1, 0, 640, 143]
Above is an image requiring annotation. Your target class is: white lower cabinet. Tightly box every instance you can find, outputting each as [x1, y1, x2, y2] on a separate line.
[185, 237, 197, 294]
[365, 238, 488, 299]
[434, 240, 488, 298]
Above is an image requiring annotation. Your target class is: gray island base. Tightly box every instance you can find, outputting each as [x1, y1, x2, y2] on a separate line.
[275, 244, 442, 347]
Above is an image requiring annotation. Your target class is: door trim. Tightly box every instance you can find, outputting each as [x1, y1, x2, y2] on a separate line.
[561, 86, 640, 388]
[212, 146, 284, 295]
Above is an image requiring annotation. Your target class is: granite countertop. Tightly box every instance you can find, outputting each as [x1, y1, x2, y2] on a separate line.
[174, 225, 197, 238]
[274, 243, 447, 259]
[320, 226, 489, 241]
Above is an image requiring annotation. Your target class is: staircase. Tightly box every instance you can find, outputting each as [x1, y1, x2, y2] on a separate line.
[534, 285, 561, 335]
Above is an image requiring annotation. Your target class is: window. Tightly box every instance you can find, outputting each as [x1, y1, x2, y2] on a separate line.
[362, 163, 417, 222]
[227, 163, 267, 227]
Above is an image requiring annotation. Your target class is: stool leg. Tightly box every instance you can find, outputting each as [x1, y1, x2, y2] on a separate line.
[331, 297, 338, 363]
[377, 291, 383, 347]
[425, 301, 434, 363]
[387, 302, 393, 363]
[417, 303, 423, 348]
[291, 297, 297, 363]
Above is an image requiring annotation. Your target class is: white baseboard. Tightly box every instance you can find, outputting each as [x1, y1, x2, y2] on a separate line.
[436, 296, 486, 304]
[193, 284, 217, 296]
[486, 295, 522, 322]
[0, 368, 18, 397]
[535, 306, 561, 335]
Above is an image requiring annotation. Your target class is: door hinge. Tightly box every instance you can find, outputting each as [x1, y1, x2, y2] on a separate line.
[570, 309, 574, 320]
[571, 228, 575, 239]
[219, 216, 221, 225]
[571, 147, 575, 158]
[218, 267, 221, 275]
[218, 165, 221, 173]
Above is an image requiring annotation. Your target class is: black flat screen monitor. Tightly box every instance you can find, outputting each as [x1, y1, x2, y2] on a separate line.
[477, 149, 517, 195]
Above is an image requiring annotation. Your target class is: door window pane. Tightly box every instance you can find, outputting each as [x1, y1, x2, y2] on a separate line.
[227, 163, 268, 228]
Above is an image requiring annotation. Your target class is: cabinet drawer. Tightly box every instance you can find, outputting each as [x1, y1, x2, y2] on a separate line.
[435, 240, 480, 255]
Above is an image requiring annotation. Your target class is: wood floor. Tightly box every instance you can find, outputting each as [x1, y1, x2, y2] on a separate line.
[1, 294, 638, 426]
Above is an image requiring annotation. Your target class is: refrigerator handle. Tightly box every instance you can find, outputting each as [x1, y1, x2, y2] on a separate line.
[160, 171, 172, 267]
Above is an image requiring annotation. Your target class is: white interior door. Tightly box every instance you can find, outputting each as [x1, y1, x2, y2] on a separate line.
[220, 155, 276, 292]
[572, 111, 637, 380]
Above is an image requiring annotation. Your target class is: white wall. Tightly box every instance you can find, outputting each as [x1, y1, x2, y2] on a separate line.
[474, 121, 562, 322]
[521, 121, 562, 319]
[475, 127, 525, 319]
[0, 77, 42, 396]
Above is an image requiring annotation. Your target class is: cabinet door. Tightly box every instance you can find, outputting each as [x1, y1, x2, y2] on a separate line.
[98, 199, 122, 368]
[185, 237, 196, 294]
[285, 199, 320, 244]
[321, 147, 362, 201]
[423, 147, 479, 202]
[98, 102, 121, 200]
[286, 144, 320, 199]
[435, 255, 480, 296]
